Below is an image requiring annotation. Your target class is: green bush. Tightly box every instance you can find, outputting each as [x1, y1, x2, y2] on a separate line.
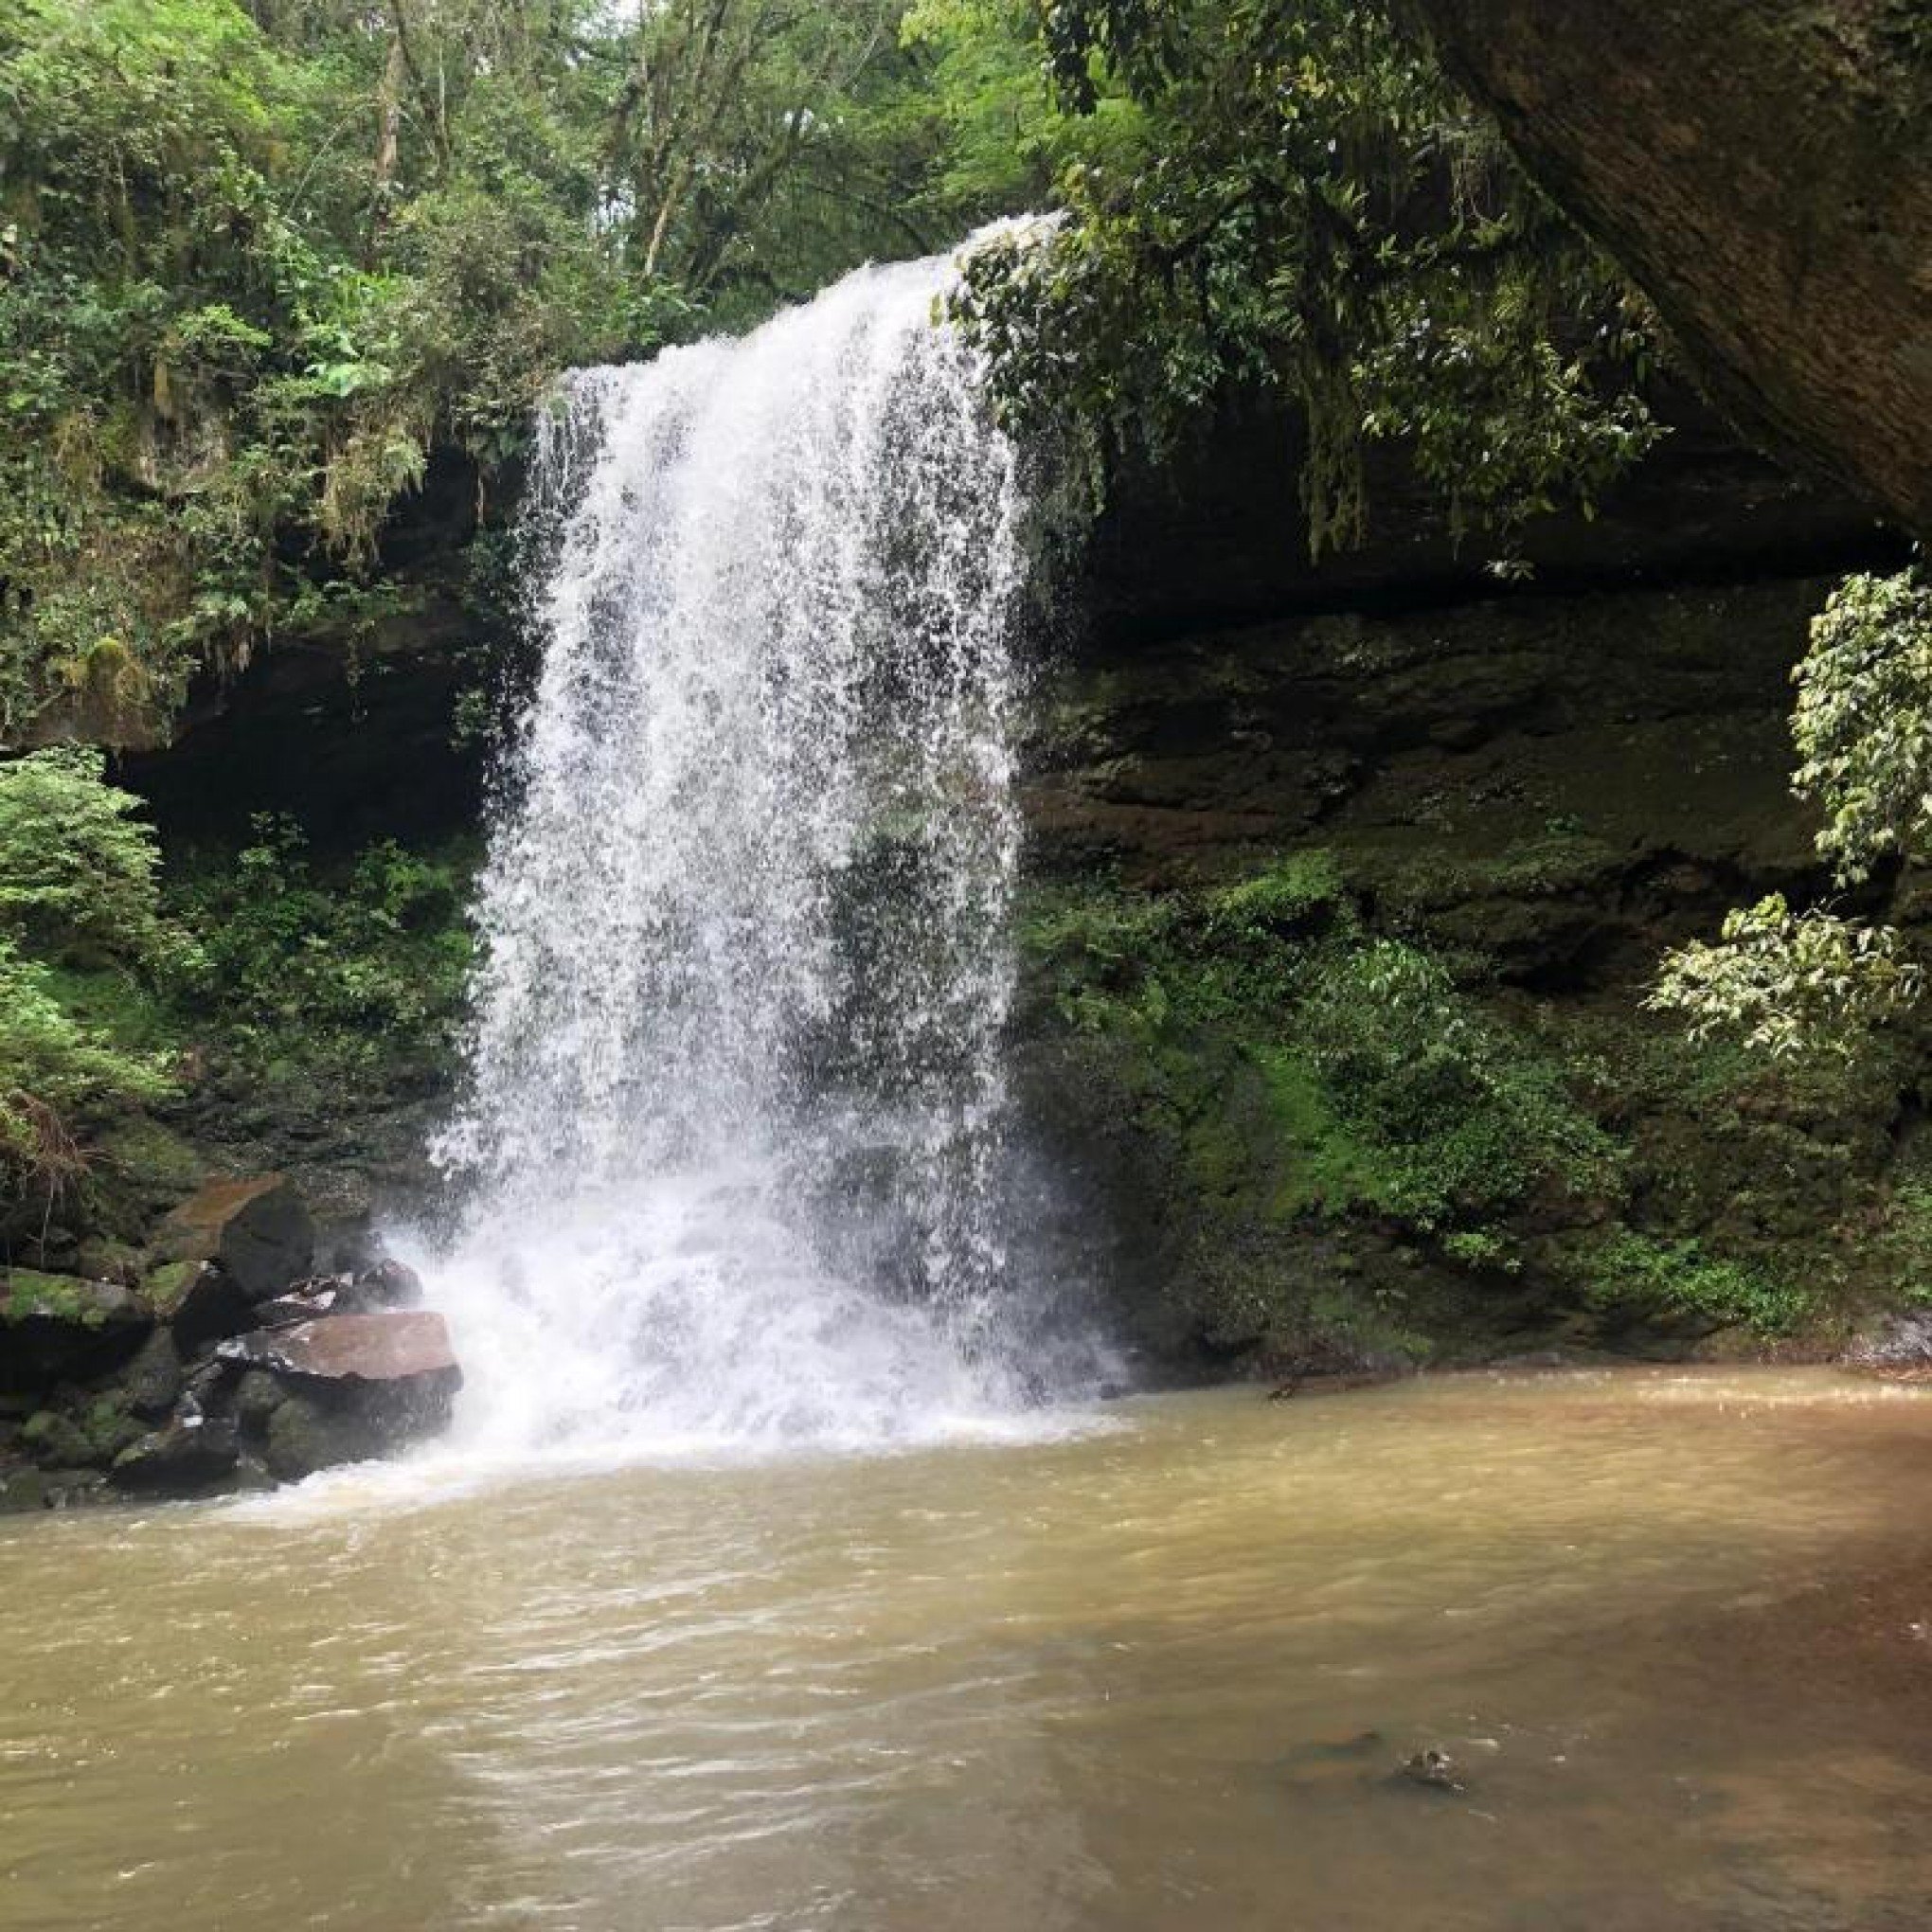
[171, 817, 473, 1088]
[0, 747, 167, 965]
[0, 748, 176, 1204]
[1583, 1229, 1814, 1336]
[0, 938, 170, 1202]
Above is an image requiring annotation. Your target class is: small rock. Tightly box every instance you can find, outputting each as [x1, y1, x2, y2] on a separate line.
[21, 1408, 100, 1470]
[256, 1279, 349, 1328]
[109, 1406, 241, 1494]
[152, 1174, 314, 1303]
[1398, 1747, 1464, 1793]
[147, 1260, 257, 1355]
[122, 1329, 185, 1422]
[354, 1258, 423, 1309]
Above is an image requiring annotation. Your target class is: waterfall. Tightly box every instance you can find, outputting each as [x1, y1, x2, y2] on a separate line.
[427, 237, 1088, 1453]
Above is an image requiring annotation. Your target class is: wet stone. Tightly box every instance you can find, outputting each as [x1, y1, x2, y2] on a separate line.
[109, 1408, 241, 1494]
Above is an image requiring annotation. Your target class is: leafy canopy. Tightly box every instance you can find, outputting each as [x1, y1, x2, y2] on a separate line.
[948, 0, 1661, 556]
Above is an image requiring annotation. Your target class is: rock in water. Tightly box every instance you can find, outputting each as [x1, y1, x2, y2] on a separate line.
[221, 1311, 459, 1391]
[122, 1329, 185, 1422]
[1397, 1748, 1465, 1794]
[152, 1174, 313, 1303]
[219, 1311, 462, 1479]
[146, 1259, 258, 1354]
[109, 1407, 241, 1494]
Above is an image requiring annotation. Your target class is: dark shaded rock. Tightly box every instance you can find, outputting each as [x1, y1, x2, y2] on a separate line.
[0, 1466, 50, 1512]
[122, 1329, 185, 1422]
[32, 1468, 107, 1510]
[264, 1395, 387, 1482]
[233, 1368, 288, 1435]
[0, 1273, 152, 1392]
[152, 1174, 314, 1302]
[109, 1408, 241, 1494]
[20, 1409, 99, 1470]
[1084, 386, 1893, 645]
[355, 1258, 423, 1309]
[147, 1260, 256, 1355]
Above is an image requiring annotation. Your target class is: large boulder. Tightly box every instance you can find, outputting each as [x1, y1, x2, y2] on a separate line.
[219, 1310, 461, 1480]
[1406, 0, 1932, 537]
[152, 1174, 313, 1303]
[221, 1310, 459, 1391]
[0, 1271, 152, 1391]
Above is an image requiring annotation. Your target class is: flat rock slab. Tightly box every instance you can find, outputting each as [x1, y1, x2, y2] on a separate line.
[221, 1311, 460, 1389]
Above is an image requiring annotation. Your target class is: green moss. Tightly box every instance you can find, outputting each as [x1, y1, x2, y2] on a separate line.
[1020, 853, 1633, 1360]
[141, 1260, 199, 1321]
[2, 1268, 108, 1327]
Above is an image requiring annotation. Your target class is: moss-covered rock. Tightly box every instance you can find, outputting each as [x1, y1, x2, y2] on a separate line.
[0, 1270, 153, 1392]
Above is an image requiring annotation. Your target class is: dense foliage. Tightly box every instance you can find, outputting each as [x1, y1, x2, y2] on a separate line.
[1654, 569, 1932, 1057]
[0, 0, 1008, 741]
[0, 0, 1679, 750]
[949, 0, 1661, 554]
[0, 751, 173, 1206]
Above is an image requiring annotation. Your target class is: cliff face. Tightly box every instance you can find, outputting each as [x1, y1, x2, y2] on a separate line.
[1404, 0, 1932, 538]
[73, 400, 1926, 1385]
[1007, 420, 1923, 1378]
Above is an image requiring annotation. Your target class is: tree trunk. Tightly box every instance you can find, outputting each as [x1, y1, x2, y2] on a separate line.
[1403, 1, 1932, 537]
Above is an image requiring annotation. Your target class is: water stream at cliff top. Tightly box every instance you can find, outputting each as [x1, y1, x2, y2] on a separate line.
[426, 234, 1100, 1456]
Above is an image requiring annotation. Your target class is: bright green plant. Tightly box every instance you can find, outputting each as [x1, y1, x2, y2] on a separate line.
[0, 747, 167, 965]
[0, 937, 170, 1207]
[1649, 894, 1923, 1060]
[1655, 568, 1932, 1057]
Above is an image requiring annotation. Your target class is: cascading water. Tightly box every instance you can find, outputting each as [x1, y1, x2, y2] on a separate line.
[428, 235, 1096, 1454]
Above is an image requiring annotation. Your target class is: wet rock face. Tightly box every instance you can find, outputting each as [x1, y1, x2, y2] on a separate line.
[152, 1174, 314, 1303]
[1844, 1313, 1932, 1383]
[108, 1407, 241, 1494]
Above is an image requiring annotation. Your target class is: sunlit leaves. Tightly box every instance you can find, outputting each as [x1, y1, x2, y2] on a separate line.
[1649, 895, 1924, 1061]
[1791, 569, 1932, 886]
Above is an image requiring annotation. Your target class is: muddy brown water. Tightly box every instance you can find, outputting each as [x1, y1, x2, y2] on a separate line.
[4, 1368, 1932, 1931]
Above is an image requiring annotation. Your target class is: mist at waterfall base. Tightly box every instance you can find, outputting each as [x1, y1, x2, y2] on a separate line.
[420, 238, 1112, 1460]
